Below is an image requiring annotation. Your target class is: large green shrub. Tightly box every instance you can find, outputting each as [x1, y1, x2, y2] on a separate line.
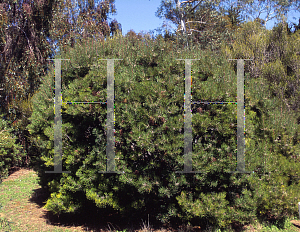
[27, 28, 300, 230]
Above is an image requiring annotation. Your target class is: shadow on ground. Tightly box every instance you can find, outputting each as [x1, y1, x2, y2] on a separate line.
[28, 186, 181, 231]
[8, 166, 298, 232]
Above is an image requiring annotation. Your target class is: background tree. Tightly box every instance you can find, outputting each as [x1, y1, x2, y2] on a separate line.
[155, 0, 300, 50]
[155, 0, 245, 50]
[109, 18, 122, 37]
[223, 0, 300, 28]
[47, 0, 119, 57]
[0, 0, 120, 117]
[0, 0, 121, 167]
[0, 0, 58, 112]
[0, 0, 62, 167]
[217, 0, 245, 30]
[222, 19, 300, 117]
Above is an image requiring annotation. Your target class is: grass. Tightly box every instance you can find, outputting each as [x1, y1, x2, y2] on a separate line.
[0, 167, 300, 231]
[0, 168, 82, 231]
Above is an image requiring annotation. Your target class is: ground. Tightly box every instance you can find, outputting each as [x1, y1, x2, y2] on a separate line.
[1, 167, 300, 232]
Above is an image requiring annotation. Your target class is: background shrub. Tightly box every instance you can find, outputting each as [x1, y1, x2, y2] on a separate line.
[0, 114, 25, 181]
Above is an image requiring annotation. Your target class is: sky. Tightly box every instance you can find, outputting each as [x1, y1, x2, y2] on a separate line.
[112, 0, 167, 36]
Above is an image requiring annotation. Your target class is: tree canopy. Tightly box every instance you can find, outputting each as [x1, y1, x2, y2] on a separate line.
[155, 0, 300, 49]
[0, 0, 121, 119]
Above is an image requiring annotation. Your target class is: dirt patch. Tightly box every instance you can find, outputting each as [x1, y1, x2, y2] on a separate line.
[291, 220, 300, 231]
[1, 167, 86, 231]
[3, 166, 33, 182]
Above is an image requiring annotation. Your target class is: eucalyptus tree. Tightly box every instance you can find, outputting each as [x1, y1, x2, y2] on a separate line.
[155, 0, 299, 50]
[233, 0, 300, 28]
[155, 0, 243, 50]
[48, 0, 120, 57]
[0, 0, 120, 115]
[0, 0, 59, 114]
[0, 0, 121, 166]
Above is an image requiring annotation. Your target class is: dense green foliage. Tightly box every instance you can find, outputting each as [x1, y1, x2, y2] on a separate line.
[0, 114, 25, 181]
[223, 21, 300, 114]
[26, 20, 300, 231]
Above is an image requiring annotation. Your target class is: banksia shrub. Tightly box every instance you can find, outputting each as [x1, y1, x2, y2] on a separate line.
[27, 30, 300, 230]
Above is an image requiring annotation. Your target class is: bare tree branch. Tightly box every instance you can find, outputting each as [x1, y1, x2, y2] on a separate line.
[187, 28, 205, 34]
[186, 20, 217, 24]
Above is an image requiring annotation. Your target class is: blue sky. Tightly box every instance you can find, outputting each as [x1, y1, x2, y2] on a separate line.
[112, 0, 167, 36]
